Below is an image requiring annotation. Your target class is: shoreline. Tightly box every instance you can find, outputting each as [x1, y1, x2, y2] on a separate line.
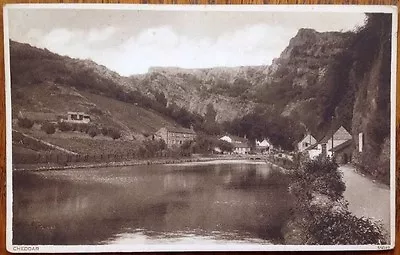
[13, 155, 268, 172]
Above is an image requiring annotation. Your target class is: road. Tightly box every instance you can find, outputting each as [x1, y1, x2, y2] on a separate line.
[339, 165, 391, 232]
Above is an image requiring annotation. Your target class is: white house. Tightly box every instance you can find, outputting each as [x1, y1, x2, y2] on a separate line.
[256, 139, 273, 154]
[306, 126, 352, 159]
[63, 112, 91, 124]
[297, 134, 317, 152]
[233, 142, 251, 154]
[219, 135, 251, 154]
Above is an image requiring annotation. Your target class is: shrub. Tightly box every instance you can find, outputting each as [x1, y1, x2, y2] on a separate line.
[89, 107, 103, 115]
[76, 123, 89, 133]
[88, 126, 100, 138]
[287, 158, 387, 245]
[306, 206, 388, 245]
[41, 122, 56, 134]
[108, 128, 121, 140]
[290, 158, 345, 201]
[58, 121, 72, 132]
[101, 127, 109, 136]
[18, 118, 34, 129]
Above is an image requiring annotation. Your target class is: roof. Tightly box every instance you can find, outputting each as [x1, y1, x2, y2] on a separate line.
[319, 126, 352, 144]
[219, 135, 248, 143]
[306, 143, 319, 150]
[233, 142, 250, 148]
[165, 126, 196, 134]
[329, 139, 353, 152]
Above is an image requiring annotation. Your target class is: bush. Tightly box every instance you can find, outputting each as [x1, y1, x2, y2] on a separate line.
[306, 206, 388, 245]
[18, 118, 34, 129]
[41, 122, 56, 134]
[290, 158, 345, 201]
[88, 126, 100, 138]
[108, 128, 121, 140]
[286, 158, 388, 245]
[101, 127, 109, 136]
[76, 123, 89, 133]
[58, 121, 72, 132]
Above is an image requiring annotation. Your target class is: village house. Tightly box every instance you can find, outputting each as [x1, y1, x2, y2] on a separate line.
[63, 112, 91, 124]
[306, 126, 352, 160]
[218, 135, 251, 154]
[256, 139, 273, 154]
[155, 126, 196, 148]
[233, 142, 251, 154]
[329, 139, 354, 164]
[297, 133, 317, 152]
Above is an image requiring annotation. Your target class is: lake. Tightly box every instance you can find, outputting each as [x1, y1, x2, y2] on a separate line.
[12, 160, 293, 245]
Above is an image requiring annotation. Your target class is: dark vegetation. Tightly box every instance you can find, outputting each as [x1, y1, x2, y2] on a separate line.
[41, 122, 56, 135]
[285, 159, 388, 245]
[17, 117, 34, 129]
[223, 107, 305, 150]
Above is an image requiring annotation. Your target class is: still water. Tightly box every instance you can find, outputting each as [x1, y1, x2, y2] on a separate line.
[13, 160, 293, 245]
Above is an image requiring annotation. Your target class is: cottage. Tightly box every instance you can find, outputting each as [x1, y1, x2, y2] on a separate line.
[256, 139, 273, 154]
[219, 135, 251, 154]
[155, 126, 196, 148]
[306, 126, 352, 159]
[233, 142, 251, 154]
[297, 133, 317, 152]
[63, 112, 91, 124]
[330, 139, 353, 164]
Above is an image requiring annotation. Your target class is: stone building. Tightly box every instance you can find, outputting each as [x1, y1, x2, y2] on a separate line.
[155, 127, 196, 147]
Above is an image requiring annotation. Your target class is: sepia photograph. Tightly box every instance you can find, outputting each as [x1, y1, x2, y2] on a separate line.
[4, 4, 397, 253]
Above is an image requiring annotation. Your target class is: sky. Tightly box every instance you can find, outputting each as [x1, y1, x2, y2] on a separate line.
[7, 8, 367, 76]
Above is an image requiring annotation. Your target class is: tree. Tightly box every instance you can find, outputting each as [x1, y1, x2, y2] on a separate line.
[18, 117, 34, 129]
[58, 121, 72, 132]
[41, 122, 56, 134]
[204, 103, 217, 123]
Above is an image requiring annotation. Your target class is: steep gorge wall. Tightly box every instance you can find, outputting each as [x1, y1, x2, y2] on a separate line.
[350, 14, 392, 183]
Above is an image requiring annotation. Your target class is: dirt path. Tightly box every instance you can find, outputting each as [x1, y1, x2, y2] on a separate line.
[13, 129, 78, 155]
[339, 165, 391, 232]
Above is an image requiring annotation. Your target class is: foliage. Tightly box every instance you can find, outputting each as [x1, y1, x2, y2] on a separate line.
[305, 206, 388, 245]
[223, 107, 305, 150]
[87, 126, 100, 138]
[216, 139, 234, 153]
[57, 121, 72, 132]
[100, 127, 122, 140]
[18, 117, 34, 129]
[137, 139, 167, 158]
[41, 122, 56, 135]
[108, 128, 122, 140]
[287, 158, 387, 245]
[291, 159, 345, 202]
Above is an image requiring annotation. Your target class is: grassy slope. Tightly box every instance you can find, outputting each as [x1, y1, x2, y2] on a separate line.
[12, 81, 180, 153]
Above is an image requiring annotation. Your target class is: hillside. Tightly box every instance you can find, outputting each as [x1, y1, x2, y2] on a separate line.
[10, 41, 182, 142]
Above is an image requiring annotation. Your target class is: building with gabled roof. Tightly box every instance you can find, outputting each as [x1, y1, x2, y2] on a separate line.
[155, 126, 196, 148]
[329, 139, 354, 164]
[297, 133, 317, 152]
[305, 125, 352, 160]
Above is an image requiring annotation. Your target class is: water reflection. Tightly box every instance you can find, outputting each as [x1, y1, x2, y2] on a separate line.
[13, 161, 293, 245]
